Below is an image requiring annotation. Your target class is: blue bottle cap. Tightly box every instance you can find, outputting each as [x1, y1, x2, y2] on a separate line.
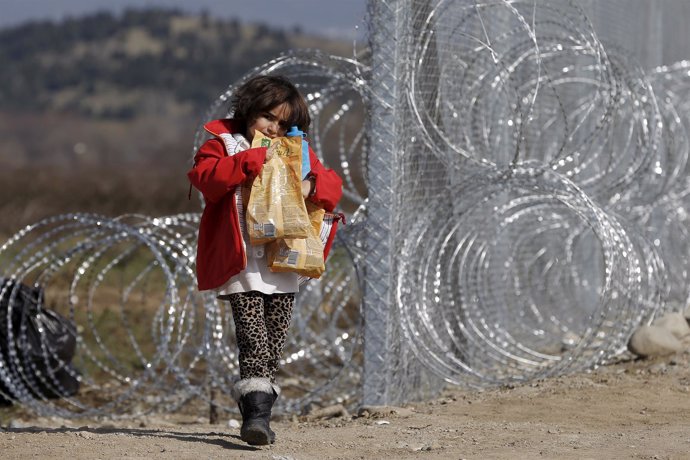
[287, 126, 306, 138]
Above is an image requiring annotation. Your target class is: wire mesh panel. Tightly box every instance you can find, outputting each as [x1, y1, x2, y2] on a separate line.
[370, 0, 685, 396]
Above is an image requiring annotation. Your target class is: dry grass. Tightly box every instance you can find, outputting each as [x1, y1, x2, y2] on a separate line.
[0, 165, 201, 234]
[0, 110, 204, 235]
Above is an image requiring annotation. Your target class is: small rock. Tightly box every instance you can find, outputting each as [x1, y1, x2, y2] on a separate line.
[227, 419, 241, 429]
[628, 325, 683, 357]
[357, 405, 415, 418]
[76, 431, 93, 439]
[649, 363, 667, 374]
[414, 444, 434, 451]
[306, 404, 350, 421]
[8, 420, 26, 429]
[50, 416, 68, 426]
[561, 331, 581, 350]
[375, 420, 390, 425]
[652, 312, 690, 339]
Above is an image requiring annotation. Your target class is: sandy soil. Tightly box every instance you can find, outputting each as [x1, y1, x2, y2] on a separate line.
[1, 350, 689, 460]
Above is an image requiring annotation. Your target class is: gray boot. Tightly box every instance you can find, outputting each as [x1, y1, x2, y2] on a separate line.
[232, 378, 279, 445]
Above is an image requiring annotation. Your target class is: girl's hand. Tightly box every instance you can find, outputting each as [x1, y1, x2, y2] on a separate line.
[265, 143, 279, 163]
[301, 177, 315, 199]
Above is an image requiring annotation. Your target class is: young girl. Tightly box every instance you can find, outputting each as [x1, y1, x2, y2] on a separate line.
[187, 75, 343, 445]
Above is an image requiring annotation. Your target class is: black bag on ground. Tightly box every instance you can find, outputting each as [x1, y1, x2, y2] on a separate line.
[0, 278, 80, 404]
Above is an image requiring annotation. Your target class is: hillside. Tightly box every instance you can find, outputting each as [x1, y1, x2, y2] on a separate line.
[0, 8, 352, 118]
[0, 9, 353, 234]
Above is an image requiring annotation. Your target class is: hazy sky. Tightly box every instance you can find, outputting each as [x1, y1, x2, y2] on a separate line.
[0, 0, 369, 39]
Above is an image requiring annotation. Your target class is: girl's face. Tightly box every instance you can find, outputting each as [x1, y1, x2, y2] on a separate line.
[246, 102, 291, 141]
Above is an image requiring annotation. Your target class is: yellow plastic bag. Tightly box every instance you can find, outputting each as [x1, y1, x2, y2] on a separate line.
[246, 132, 310, 245]
[266, 201, 326, 278]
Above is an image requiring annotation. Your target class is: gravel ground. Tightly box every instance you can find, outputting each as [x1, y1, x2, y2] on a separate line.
[1, 349, 690, 459]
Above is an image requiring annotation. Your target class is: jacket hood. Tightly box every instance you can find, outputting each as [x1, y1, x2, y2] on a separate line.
[203, 118, 246, 138]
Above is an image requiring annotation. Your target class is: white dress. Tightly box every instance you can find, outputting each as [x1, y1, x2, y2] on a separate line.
[215, 133, 299, 296]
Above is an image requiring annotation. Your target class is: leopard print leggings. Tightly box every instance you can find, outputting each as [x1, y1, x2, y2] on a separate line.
[220, 291, 294, 382]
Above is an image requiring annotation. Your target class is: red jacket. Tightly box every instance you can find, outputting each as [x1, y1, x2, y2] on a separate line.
[188, 118, 344, 291]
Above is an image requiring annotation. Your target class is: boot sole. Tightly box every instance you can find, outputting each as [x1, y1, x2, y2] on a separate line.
[241, 426, 271, 446]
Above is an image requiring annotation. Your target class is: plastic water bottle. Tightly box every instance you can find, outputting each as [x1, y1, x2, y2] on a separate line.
[286, 126, 311, 179]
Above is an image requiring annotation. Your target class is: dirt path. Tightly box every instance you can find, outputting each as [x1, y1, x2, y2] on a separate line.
[1, 352, 689, 459]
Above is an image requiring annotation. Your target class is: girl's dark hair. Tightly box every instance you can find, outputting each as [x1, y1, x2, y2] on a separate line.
[231, 75, 311, 133]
